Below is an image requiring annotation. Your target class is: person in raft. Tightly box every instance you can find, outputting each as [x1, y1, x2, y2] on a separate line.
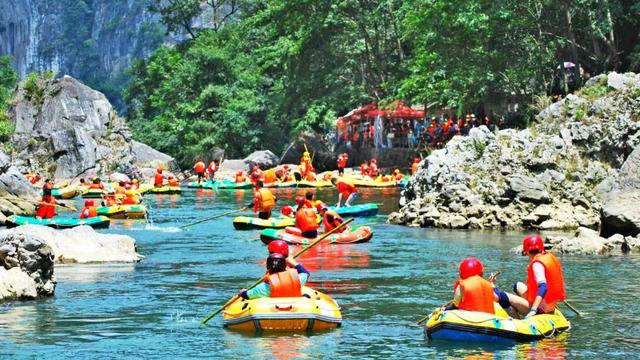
[36, 180, 57, 219]
[193, 160, 206, 183]
[268, 240, 289, 257]
[79, 200, 97, 219]
[330, 177, 358, 208]
[504, 235, 566, 318]
[207, 160, 218, 180]
[168, 175, 179, 187]
[235, 171, 246, 183]
[89, 177, 105, 190]
[295, 196, 319, 239]
[246, 180, 276, 219]
[154, 168, 165, 187]
[337, 153, 348, 176]
[441, 258, 510, 314]
[317, 203, 346, 233]
[280, 205, 295, 218]
[238, 253, 310, 300]
[411, 158, 420, 175]
[121, 189, 140, 205]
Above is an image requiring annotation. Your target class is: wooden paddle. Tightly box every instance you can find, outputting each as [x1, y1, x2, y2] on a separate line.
[31, 199, 77, 212]
[180, 208, 246, 229]
[562, 300, 583, 317]
[201, 217, 355, 325]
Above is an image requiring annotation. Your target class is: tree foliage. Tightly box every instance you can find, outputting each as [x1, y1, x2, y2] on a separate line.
[127, 0, 640, 167]
[0, 55, 18, 141]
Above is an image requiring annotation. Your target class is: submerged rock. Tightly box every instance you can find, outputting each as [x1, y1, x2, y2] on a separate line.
[9, 225, 143, 263]
[0, 229, 56, 301]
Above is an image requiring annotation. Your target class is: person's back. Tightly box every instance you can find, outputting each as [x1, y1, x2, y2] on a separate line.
[295, 206, 319, 238]
[79, 200, 98, 219]
[239, 253, 310, 299]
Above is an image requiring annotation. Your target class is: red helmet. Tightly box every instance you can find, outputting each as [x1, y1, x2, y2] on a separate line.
[268, 240, 289, 256]
[414, 158, 420, 163]
[84, 200, 94, 206]
[459, 257, 484, 279]
[370, 158, 377, 163]
[295, 196, 305, 205]
[522, 235, 545, 254]
[236, 171, 243, 176]
[280, 205, 293, 216]
[315, 202, 326, 212]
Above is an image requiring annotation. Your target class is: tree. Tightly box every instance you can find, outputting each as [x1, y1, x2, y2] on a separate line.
[150, 0, 201, 39]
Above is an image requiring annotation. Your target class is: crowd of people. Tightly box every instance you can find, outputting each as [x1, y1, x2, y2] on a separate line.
[337, 113, 504, 150]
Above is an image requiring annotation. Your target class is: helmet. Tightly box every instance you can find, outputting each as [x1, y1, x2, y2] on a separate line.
[280, 205, 293, 216]
[266, 253, 287, 273]
[394, 169, 400, 174]
[295, 196, 305, 205]
[459, 257, 484, 279]
[132, 179, 139, 183]
[303, 151, 310, 157]
[268, 240, 289, 256]
[522, 235, 544, 254]
[84, 200, 94, 206]
[315, 202, 326, 212]
[371, 158, 377, 163]
[125, 190, 135, 196]
[236, 171, 243, 176]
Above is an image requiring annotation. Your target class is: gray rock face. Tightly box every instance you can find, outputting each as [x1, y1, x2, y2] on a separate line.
[6, 76, 177, 180]
[131, 140, 178, 171]
[545, 227, 640, 255]
[280, 132, 335, 171]
[391, 72, 640, 233]
[0, 229, 56, 301]
[218, 160, 249, 174]
[602, 191, 640, 237]
[0, 151, 38, 222]
[243, 150, 280, 170]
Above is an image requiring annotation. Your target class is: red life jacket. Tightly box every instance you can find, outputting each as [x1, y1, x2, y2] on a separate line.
[122, 195, 138, 205]
[154, 173, 164, 187]
[296, 207, 319, 232]
[207, 161, 217, 174]
[194, 161, 205, 174]
[268, 269, 302, 297]
[337, 155, 347, 168]
[360, 164, 368, 175]
[168, 179, 179, 187]
[456, 275, 496, 314]
[89, 183, 103, 189]
[526, 252, 566, 311]
[369, 164, 379, 177]
[322, 210, 344, 232]
[79, 206, 98, 219]
[336, 180, 356, 197]
[36, 196, 56, 219]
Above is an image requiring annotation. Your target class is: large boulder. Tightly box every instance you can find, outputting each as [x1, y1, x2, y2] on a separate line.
[506, 174, 551, 204]
[280, 132, 335, 171]
[7, 225, 143, 263]
[601, 191, 640, 237]
[0, 229, 56, 301]
[243, 150, 279, 170]
[0, 151, 38, 223]
[218, 159, 249, 175]
[7, 75, 178, 180]
[545, 227, 640, 255]
[618, 146, 640, 191]
[131, 140, 178, 171]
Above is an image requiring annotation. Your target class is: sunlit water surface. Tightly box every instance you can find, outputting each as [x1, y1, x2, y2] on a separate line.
[1, 188, 638, 358]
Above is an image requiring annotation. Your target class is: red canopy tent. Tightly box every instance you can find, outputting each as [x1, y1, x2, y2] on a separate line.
[336, 100, 424, 125]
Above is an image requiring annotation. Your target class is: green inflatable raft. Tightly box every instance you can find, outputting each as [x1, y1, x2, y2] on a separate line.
[5, 215, 111, 229]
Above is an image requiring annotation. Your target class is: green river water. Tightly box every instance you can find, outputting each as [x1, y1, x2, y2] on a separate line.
[0, 187, 639, 358]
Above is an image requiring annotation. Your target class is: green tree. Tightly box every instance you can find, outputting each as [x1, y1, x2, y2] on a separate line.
[0, 55, 18, 141]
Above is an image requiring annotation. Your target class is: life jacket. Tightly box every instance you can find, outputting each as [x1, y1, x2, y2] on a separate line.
[369, 164, 379, 177]
[36, 196, 56, 219]
[296, 207, 319, 232]
[154, 173, 164, 187]
[256, 188, 276, 211]
[89, 183, 103, 189]
[337, 155, 347, 168]
[411, 162, 419, 174]
[235, 175, 246, 183]
[207, 161, 217, 174]
[360, 164, 369, 175]
[263, 169, 277, 184]
[105, 194, 118, 206]
[122, 194, 139, 205]
[395, 174, 404, 181]
[456, 275, 496, 314]
[322, 210, 344, 232]
[194, 161, 206, 174]
[268, 269, 302, 297]
[115, 186, 126, 195]
[79, 206, 98, 219]
[168, 178, 179, 187]
[336, 179, 356, 197]
[526, 252, 566, 311]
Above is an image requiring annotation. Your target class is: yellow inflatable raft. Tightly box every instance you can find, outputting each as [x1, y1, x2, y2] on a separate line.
[425, 305, 570, 344]
[149, 186, 182, 195]
[223, 286, 342, 332]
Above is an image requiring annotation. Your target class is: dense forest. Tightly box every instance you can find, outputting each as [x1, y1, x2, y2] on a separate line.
[127, 1, 638, 166]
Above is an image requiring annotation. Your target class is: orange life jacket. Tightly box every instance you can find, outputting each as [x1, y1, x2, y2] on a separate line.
[105, 194, 118, 206]
[79, 206, 98, 219]
[122, 195, 138, 205]
[411, 162, 419, 174]
[115, 186, 126, 195]
[526, 252, 566, 310]
[154, 173, 164, 187]
[296, 207, 319, 232]
[268, 268, 302, 297]
[235, 175, 246, 183]
[322, 210, 344, 232]
[36, 196, 56, 219]
[168, 179, 179, 187]
[263, 169, 277, 184]
[89, 183, 103, 189]
[194, 161, 205, 173]
[255, 188, 276, 212]
[456, 275, 496, 314]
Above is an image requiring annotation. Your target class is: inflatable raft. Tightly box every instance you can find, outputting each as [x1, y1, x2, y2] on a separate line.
[96, 204, 148, 219]
[5, 215, 111, 229]
[260, 225, 373, 245]
[265, 180, 297, 188]
[330, 203, 379, 217]
[82, 188, 107, 199]
[188, 180, 216, 189]
[223, 286, 342, 332]
[232, 216, 295, 230]
[215, 180, 252, 190]
[425, 306, 570, 344]
[352, 178, 397, 188]
[296, 180, 332, 188]
[43, 186, 80, 199]
[149, 186, 182, 195]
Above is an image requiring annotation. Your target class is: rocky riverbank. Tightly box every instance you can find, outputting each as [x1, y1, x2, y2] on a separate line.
[390, 72, 640, 253]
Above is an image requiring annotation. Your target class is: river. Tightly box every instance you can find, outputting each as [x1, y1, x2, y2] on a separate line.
[1, 187, 639, 358]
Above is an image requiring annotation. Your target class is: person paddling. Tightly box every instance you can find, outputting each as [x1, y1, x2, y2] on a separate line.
[238, 253, 310, 300]
[154, 168, 165, 187]
[503, 235, 566, 319]
[79, 200, 98, 219]
[36, 181, 57, 219]
[295, 196, 319, 239]
[246, 180, 276, 220]
[318, 203, 346, 233]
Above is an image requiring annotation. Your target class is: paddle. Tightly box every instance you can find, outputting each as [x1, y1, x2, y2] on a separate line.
[562, 300, 583, 317]
[201, 217, 355, 325]
[415, 271, 502, 326]
[180, 208, 247, 229]
[32, 199, 77, 212]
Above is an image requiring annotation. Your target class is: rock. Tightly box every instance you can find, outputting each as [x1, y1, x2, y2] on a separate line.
[7, 76, 179, 180]
[506, 174, 551, 204]
[9, 225, 142, 263]
[601, 191, 640, 237]
[547, 227, 609, 255]
[280, 132, 335, 171]
[618, 146, 640, 191]
[607, 72, 632, 90]
[584, 74, 607, 88]
[131, 141, 178, 172]
[218, 159, 249, 174]
[0, 229, 56, 301]
[243, 150, 280, 170]
[0, 151, 38, 220]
